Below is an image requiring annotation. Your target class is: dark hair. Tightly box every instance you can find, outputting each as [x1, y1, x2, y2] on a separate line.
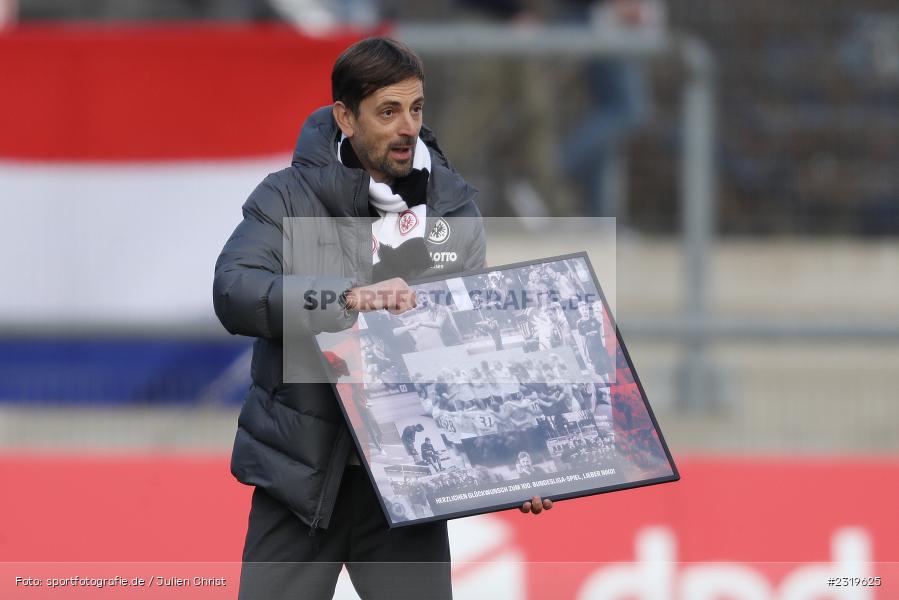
[332, 37, 425, 116]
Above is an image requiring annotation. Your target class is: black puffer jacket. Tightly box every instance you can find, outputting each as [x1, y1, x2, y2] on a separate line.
[213, 106, 485, 530]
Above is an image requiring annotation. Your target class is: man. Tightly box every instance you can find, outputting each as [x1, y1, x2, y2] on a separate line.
[515, 451, 548, 479]
[470, 288, 504, 350]
[402, 423, 425, 460]
[493, 391, 543, 432]
[577, 301, 612, 378]
[431, 395, 470, 468]
[550, 266, 581, 308]
[451, 367, 479, 411]
[213, 38, 551, 600]
[420, 437, 443, 472]
[537, 367, 573, 435]
[523, 293, 568, 351]
[391, 289, 460, 351]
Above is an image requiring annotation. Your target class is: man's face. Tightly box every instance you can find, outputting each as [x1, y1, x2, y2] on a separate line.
[519, 454, 532, 469]
[339, 77, 424, 184]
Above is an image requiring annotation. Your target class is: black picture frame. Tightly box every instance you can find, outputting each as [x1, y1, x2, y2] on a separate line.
[314, 252, 679, 528]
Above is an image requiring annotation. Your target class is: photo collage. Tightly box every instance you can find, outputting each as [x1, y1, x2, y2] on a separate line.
[318, 255, 675, 526]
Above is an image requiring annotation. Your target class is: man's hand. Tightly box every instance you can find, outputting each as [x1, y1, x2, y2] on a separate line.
[345, 278, 417, 314]
[520, 496, 553, 515]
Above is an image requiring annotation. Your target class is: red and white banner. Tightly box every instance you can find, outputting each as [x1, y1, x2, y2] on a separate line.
[1, 455, 897, 599]
[0, 1, 15, 28]
[0, 25, 364, 327]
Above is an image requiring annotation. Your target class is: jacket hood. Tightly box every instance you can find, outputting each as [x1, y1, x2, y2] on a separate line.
[290, 106, 478, 217]
[291, 106, 341, 169]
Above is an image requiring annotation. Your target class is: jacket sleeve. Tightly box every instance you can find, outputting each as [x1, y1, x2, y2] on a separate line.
[213, 176, 358, 339]
[462, 203, 487, 273]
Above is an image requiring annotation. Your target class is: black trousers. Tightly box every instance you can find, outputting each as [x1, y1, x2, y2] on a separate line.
[239, 465, 453, 600]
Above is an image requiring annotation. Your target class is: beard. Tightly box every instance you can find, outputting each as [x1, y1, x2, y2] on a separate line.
[361, 136, 416, 180]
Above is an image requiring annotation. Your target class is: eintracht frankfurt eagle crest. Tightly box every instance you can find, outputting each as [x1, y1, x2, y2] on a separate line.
[428, 217, 450, 244]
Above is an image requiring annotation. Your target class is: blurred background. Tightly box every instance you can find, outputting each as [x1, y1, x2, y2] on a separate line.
[1, 1, 897, 599]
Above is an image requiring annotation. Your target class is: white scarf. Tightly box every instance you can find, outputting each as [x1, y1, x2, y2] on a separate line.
[337, 134, 432, 266]
[337, 134, 431, 213]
